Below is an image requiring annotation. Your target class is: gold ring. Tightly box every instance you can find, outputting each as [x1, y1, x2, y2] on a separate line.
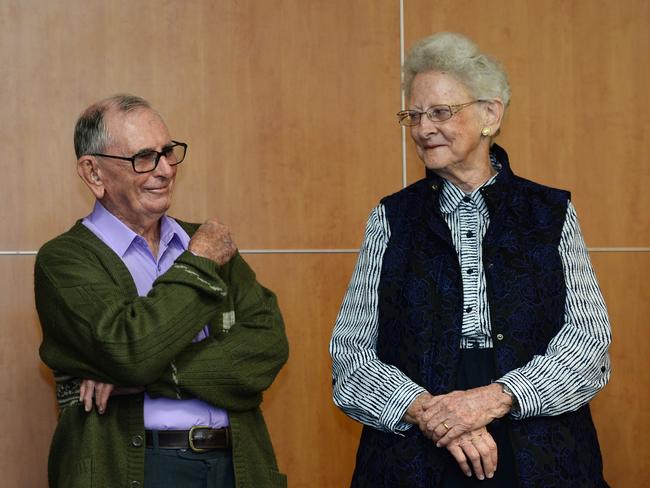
[442, 422, 450, 430]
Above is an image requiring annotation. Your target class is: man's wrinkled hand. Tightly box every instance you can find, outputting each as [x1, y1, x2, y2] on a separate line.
[79, 379, 114, 414]
[188, 219, 237, 265]
[79, 380, 145, 414]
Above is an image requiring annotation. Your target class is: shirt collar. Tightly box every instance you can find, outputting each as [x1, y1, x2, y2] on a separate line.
[160, 214, 190, 251]
[85, 201, 188, 257]
[439, 154, 500, 215]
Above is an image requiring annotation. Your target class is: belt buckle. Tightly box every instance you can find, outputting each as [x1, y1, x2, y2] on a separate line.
[188, 425, 210, 453]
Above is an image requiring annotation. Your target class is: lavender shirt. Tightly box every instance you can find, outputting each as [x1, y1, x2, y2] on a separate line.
[83, 201, 229, 430]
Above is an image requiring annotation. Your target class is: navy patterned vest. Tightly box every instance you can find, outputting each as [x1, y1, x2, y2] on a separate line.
[351, 145, 607, 487]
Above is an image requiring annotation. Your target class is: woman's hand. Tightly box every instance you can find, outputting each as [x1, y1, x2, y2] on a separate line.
[404, 391, 500, 479]
[403, 391, 436, 424]
[446, 427, 498, 480]
[419, 384, 512, 447]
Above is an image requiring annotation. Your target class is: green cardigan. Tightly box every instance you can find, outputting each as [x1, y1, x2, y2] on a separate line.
[35, 220, 289, 488]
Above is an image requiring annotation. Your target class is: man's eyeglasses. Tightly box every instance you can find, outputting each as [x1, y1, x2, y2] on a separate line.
[396, 100, 486, 127]
[90, 140, 188, 173]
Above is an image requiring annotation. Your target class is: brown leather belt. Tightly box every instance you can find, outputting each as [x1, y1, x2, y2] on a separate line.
[145, 426, 231, 452]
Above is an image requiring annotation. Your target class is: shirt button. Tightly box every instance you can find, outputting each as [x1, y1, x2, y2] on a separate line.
[131, 435, 143, 447]
[463, 196, 471, 203]
[130, 481, 142, 488]
[466, 268, 474, 274]
[496, 333, 504, 341]
[466, 231, 474, 238]
[465, 307, 472, 313]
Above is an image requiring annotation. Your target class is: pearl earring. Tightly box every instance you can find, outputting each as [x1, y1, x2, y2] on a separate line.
[481, 127, 491, 137]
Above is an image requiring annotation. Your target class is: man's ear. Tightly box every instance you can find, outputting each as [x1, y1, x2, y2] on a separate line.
[77, 156, 105, 199]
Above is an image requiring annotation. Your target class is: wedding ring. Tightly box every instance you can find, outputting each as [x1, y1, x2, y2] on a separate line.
[442, 421, 450, 430]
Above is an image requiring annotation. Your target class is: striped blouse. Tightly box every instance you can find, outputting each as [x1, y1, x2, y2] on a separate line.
[330, 177, 612, 433]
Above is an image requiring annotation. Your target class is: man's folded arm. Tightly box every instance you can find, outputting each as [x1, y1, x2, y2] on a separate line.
[36, 243, 228, 386]
[146, 254, 289, 411]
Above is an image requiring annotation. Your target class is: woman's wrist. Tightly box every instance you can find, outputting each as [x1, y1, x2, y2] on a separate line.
[403, 391, 433, 424]
[493, 382, 518, 416]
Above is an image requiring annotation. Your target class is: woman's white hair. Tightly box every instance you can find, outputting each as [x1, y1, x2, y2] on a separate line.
[403, 32, 511, 107]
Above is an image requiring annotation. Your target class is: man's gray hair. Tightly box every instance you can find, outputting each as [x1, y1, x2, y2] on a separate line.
[74, 94, 152, 158]
[403, 32, 511, 107]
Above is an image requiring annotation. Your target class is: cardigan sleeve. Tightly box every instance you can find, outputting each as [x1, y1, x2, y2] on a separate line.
[35, 239, 229, 387]
[146, 253, 289, 411]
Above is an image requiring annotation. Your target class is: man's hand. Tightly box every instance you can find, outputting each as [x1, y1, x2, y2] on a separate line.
[419, 384, 512, 447]
[79, 379, 114, 414]
[188, 219, 237, 265]
[446, 427, 498, 480]
[79, 380, 145, 414]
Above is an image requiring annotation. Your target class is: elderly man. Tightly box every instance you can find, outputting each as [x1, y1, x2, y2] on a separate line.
[35, 94, 289, 488]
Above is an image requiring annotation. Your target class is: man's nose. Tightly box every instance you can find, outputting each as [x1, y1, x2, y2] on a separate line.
[154, 154, 176, 177]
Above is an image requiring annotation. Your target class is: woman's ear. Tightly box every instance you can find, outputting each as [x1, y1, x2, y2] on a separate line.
[483, 98, 505, 135]
[77, 156, 105, 199]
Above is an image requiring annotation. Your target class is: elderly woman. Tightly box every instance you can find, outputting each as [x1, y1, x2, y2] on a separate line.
[330, 32, 611, 487]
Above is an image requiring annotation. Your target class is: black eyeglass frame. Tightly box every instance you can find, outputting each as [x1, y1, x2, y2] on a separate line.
[90, 140, 188, 174]
[396, 100, 488, 127]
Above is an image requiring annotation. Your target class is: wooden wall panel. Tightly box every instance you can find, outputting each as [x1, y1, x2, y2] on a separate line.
[246, 253, 362, 487]
[403, 0, 649, 247]
[590, 252, 650, 487]
[1, 0, 647, 486]
[0, 0, 402, 250]
[403, 1, 650, 484]
[0, 1, 400, 486]
[0, 256, 57, 487]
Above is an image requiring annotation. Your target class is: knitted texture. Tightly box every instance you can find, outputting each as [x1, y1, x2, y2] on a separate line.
[36, 220, 289, 487]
